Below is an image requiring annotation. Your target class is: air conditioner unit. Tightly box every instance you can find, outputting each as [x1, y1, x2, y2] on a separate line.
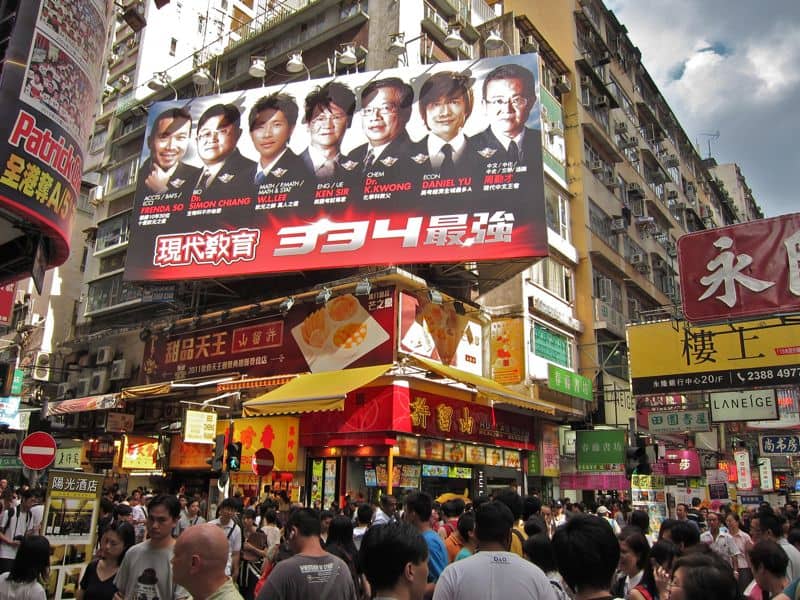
[627, 182, 644, 197]
[76, 378, 91, 397]
[590, 160, 604, 173]
[90, 369, 110, 395]
[108, 52, 119, 64]
[598, 277, 612, 301]
[555, 75, 572, 94]
[636, 262, 651, 274]
[593, 96, 609, 109]
[631, 200, 644, 217]
[580, 76, 592, 87]
[56, 382, 74, 400]
[119, 74, 131, 85]
[630, 253, 644, 265]
[667, 190, 678, 200]
[89, 186, 104, 206]
[614, 121, 628, 135]
[666, 242, 677, 258]
[126, 37, 136, 49]
[32, 351, 51, 381]
[653, 256, 668, 271]
[665, 154, 679, 168]
[610, 217, 627, 232]
[96, 346, 114, 365]
[103, 84, 116, 96]
[629, 298, 641, 320]
[522, 35, 539, 53]
[109, 359, 130, 380]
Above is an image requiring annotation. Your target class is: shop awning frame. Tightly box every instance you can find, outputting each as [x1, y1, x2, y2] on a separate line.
[242, 364, 395, 417]
[45, 393, 123, 417]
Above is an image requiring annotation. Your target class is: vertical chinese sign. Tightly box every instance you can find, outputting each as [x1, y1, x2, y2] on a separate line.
[540, 423, 560, 477]
[42, 471, 103, 600]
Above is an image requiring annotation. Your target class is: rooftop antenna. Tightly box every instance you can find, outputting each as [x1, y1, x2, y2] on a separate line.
[698, 130, 720, 158]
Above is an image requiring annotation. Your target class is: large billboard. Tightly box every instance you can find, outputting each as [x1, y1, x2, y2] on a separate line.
[628, 318, 800, 394]
[0, 0, 112, 267]
[123, 55, 547, 281]
[678, 213, 800, 323]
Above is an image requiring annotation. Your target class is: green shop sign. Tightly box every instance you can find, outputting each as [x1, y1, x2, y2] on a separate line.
[0, 456, 22, 469]
[533, 323, 569, 367]
[576, 429, 625, 472]
[548, 363, 593, 402]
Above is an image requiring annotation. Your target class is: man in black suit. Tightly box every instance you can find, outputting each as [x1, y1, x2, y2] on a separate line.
[299, 81, 360, 182]
[411, 71, 481, 182]
[138, 107, 200, 196]
[472, 64, 542, 169]
[249, 93, 311, 191]
[194, 103, 256, 197]
[352, 78, 422, 201]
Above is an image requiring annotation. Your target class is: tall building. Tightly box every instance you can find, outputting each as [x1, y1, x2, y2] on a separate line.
[707, 160, 764, 223]
[57, 0, 762, 501]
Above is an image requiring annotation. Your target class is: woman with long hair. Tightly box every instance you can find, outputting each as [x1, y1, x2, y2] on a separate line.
[629, 539, 680, 600]
[239, 508, 268, 600]
[0, 535, 50, 599]
[324, 515, 367, 599]
[615, 526, 650, 599]
[77, 521, 134, 600]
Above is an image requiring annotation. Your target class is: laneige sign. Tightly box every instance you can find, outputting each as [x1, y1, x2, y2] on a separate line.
[710, 389, 779, 422]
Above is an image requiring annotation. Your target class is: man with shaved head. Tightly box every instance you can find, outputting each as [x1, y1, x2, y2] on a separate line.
[172, 523, 243, 600]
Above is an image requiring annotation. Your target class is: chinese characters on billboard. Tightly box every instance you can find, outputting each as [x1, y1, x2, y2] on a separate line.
[678, 213, 800, 322]
[123, 55, 547, 281]
[0, 0, 112, 268]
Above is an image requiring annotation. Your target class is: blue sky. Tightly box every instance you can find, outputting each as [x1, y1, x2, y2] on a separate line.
[606, 0, 800, 217]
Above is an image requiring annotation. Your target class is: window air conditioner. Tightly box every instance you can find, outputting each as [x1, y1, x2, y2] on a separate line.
[90, 369, 110, 395]
[630, 253, 644, 265]
[109, 359, 130, 380]
[76, 378, 91, 397]
[56, 383, 75, 400]
[96, 346, 114, 365]
[32, 352, 51, 381]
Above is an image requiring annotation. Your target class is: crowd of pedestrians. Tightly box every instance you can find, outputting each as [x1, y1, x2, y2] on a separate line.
[1, 478, 800, 600]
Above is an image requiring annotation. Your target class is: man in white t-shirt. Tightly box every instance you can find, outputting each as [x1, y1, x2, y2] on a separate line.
[208, 498, 242, 581]
[700, 512, 741, 570]
[433, 501, 556, 600]
[0, 490, 22, 574]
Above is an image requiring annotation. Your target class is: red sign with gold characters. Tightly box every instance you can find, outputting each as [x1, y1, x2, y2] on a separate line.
[123, 55, 546, 283]
[140, 287, 395, 383]
[678, 213, 800, 322]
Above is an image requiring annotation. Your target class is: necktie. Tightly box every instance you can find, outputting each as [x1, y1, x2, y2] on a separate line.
[508, 140, 520, 163]
[362, 150, 375, 172]
[255, 171, 267, 185]
[317, 158, 336, 179]
[440, 143, 455, 177]
[198, 169, 213, 190]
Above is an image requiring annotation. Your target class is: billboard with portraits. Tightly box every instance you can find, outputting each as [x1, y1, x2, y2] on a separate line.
[123, 55, 547, 282]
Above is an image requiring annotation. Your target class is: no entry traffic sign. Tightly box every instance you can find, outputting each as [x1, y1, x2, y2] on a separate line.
[19, 431, 57, 470]
[252, 448, 275, 476]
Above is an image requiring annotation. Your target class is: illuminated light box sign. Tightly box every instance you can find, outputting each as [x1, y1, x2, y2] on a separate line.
[123, 55, 547, 282]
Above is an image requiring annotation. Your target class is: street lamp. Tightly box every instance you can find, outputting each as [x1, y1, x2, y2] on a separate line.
[249, 56, 267, 79]
[444, 26, 464, 49]
[484, 29, 512, 54]
[286, 52, 310, 80]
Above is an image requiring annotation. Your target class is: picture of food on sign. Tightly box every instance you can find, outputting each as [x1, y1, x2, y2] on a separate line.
[421, 438, 444, 460]
[467, 445, 486, 464]
[420, 299, 469, 365]
[397, 436, 419, 457]
[291, 294, 390, 372]
[504, 451, 520, 468]
[445, 442, 465, 463]
[488, 448, 503, 466]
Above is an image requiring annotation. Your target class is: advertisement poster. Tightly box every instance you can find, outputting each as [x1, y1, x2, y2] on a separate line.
[490, 318, 525, 384]
[123, 55, 547, 282]
[140, 286, 395, 383]
[576, 429, 625, 472]
[707, 469, 730, 501]
[42, 471, 103, 600]
[541, 423, 560, 477]
[734, 449, 753, 491]
[183, 409, 217, 444]
[224, 416, 299, 473]
[0, 0, 113, 269]
[120, 436, 158, 471]
[630, 474, 667, 535]
[398, 291, 482, 373]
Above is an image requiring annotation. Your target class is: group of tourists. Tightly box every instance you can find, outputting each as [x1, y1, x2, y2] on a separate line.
[1, 479, 800, 600]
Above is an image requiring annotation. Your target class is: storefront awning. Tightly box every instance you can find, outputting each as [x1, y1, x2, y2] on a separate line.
[242, 364, 395, 417]
[120, 382, 172, 400]
[406, 355, 557, 416]
[45, 393, 123, 417]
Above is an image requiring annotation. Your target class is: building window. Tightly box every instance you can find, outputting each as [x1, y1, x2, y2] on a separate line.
[531, 322, 573, 368]
[85, 273, 142, 314]
[545, 187, 570, 241]
[531, 258, 573, 304]
[169, 38, 177, 56]
[95, 212, 131, 253]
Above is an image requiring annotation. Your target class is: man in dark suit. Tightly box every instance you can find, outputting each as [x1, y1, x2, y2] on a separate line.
[138, 107, 200, 196]
[248, 93, 311, 192]
[299, 81, 360, 183]
[410, 71, 482, 182]
[351, 78, 422, 188]
[472, 63, 542, 169]
[194, 103, 256, 197]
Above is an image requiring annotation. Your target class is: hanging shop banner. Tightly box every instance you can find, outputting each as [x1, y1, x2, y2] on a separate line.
[709, 389, 779, 422]
[489, 318, 525, 384]
[548, 363, 592, 402]
[121, 435, 158, 471]
[0, 283, 14, 326]
[122, 55, 547, 282]
[678, 213, 800, 322]
[0, 1, 113, 272]
[576, 429, 625, 473]
[630, 474, 667, 535]
[53, 446, 83, 470]
[527, 449, 541, 476]
[759, 457, 774, 492]
[748, 388, 800, 430]
[541, 423, 560, 477]
[222, 417, 299, 473]
[707, 469, 730, 500]
[140, 286, 395, 382]
[169, 435, 216, 470]
[398, 290, 482, 374]
[664, 449, 702, 477]
[734, 449, 753, 491]
[183, 409, 217, 444]
[759, 434, 800, 455]
[42, 470, 103, 600]
[628, 318, 800, 394]
[106, 411, 134, 433]
[647, 409, 710, 434]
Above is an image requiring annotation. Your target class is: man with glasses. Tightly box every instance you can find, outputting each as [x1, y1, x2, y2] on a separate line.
[248, 93, 311, 193]
[352, 77, 420, 201]
[194, 103, 256, 196]
[138, 107, 201, 196]
[473, 64, 541, 168]
[300, 82, 359, 186]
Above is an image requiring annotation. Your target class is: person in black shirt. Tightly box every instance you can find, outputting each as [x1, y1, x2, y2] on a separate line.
[78, 521, 134, 600]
